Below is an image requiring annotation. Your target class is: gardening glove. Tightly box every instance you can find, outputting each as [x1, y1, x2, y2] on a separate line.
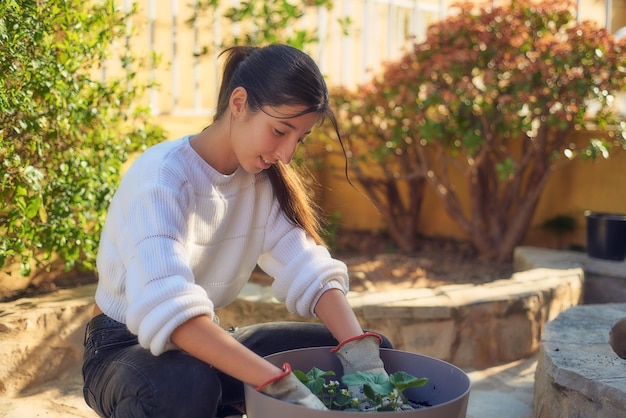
[332, 333, 414, 412]
[332, 332, 386, 376]
[256, 363, 328, 410]
[331, 332, 386, 411]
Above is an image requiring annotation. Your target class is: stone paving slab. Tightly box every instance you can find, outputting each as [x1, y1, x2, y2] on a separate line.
[466, 354, 536, 418]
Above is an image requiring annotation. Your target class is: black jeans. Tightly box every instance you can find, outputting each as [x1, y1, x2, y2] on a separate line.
[82, 314, 392, 417]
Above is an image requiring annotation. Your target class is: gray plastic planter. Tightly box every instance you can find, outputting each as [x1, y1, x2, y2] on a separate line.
[244, 347, 471, 417]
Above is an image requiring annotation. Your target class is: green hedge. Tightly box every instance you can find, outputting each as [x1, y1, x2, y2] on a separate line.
[0, 0, 164, 275]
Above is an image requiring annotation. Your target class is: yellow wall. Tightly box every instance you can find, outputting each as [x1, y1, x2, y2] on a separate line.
[528, 141, 626, 249]
[612, 0, 626, 31]
[317, 153, 385, 233]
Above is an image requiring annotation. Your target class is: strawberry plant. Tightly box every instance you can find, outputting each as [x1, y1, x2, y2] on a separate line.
[294, 367, 429, 412]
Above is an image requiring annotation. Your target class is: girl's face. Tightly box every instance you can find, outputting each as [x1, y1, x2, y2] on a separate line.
[232, 102, 320, 174]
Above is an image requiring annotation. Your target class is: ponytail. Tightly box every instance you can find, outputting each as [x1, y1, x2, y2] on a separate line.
[266, 162, 324, 245]
[214, 46, 259, 121]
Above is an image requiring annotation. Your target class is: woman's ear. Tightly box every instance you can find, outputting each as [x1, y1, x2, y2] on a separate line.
[229, 87, 248, 117]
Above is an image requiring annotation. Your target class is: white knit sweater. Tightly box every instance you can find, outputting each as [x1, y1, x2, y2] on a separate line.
[95, 136, 349, 355]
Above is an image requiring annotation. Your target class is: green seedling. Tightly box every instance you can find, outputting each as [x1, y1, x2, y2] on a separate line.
[295, 368, 428, 412]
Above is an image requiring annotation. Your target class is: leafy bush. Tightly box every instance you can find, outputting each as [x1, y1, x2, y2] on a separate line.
[192, 0, 334, 50]
[0, 0, 164, 275]
[317, 0, 626, 260]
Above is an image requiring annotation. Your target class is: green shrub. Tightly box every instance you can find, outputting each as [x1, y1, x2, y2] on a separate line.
[192, 0, 334, 51]
[0, 0, 164, 275]
[315, 0, 626, 260]
[400, 0, 625, 261]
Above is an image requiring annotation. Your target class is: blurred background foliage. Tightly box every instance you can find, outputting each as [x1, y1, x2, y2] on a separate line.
[312, 0, 626, 260]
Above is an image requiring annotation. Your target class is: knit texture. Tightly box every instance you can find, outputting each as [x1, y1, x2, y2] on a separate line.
[95, 136, 348, 355]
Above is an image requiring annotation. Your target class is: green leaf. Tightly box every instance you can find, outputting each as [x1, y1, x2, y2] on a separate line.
[389, 371, 429, 392]
[19, 262, 31, 276]
[363, 384, 377, 400]
[306, 378, 325, 395]
[307, 367, 335, 380]
[342, 371, 394, 396]
[14, 185, 28, 198]
[293, 369, 308, 382]
[25, 196, 41, 219]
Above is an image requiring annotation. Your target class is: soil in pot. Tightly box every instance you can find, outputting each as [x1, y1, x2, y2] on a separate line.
[244, 347, 470, 417]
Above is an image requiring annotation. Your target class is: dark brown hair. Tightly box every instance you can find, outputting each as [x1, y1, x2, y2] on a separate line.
[213, 45, 345, 245]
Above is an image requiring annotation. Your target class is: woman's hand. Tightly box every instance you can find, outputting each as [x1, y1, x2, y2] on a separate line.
[331, 333, 387, 411]
[332, 333, 414, 412]
[315, 289, 413, 411]
[315, 289, 390, 410]
[256, 363, 327, 410]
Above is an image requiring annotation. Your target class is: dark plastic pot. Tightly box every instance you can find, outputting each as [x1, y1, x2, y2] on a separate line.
[244, 347, 470, 417]
[585, 211, 626, 261]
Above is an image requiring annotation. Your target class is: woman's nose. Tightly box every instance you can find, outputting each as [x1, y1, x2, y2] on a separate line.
[277, 137, 298, 164]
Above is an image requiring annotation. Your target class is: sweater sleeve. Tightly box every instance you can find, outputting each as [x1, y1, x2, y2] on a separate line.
[123, 183, 214, 355]
[258, 201, 349, 317]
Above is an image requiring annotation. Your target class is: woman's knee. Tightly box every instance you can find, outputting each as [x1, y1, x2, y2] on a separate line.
[87, 348, 221, 418]
[145, 351, 222, 417]
[108, 372, 221, 418]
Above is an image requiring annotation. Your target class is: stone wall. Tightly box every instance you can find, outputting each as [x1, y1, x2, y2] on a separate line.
[347, 266, 583, 368]
[533, 304, 626, 418]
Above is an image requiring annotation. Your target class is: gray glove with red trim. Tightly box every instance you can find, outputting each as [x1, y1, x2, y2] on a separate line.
[332, 332, 413, 411]
[331, 332, 387, 376]
[256, 363, 328, 410]
[331, 332, 387, 411]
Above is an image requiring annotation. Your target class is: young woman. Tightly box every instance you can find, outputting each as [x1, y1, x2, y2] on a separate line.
[82, 44, 394, 418]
